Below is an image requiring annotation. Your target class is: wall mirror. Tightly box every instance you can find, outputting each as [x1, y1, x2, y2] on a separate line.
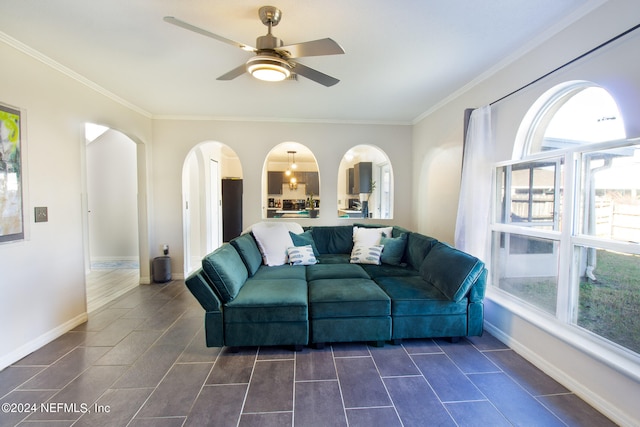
[263, 142, 320, 219]
[337, 145, 393, 219]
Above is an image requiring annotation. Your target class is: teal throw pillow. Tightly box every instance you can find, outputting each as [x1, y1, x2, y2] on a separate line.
[380, 232, 407, 266]
[289, 230, 320, 257]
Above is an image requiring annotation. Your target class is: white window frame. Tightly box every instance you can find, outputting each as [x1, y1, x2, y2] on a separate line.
[490, 137, 640, 379]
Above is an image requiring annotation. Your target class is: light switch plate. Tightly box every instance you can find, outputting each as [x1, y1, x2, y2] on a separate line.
[34, 206, 48, 223]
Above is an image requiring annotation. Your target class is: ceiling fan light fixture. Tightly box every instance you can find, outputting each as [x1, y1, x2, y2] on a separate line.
[246, 55, 291, 82]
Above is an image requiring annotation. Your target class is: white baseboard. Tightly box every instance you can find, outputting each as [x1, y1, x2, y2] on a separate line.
[483, 321, 635, 427]
[90, 256, 139, 262]
[0, 312, 88, 371]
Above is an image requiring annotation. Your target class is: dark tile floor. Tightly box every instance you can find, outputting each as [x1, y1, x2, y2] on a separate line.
[0, 280, 617, 427]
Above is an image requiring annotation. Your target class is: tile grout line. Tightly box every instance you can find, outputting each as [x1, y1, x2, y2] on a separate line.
[236, 349, 259, 427]
[370, 344, 405, 427]
[179, 325, 221, 426]
[331, 344, 351, 427]
[292, 346, 297, 426]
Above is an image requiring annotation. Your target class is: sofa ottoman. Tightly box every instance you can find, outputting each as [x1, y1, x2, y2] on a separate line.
[308, 278, 392, 346]
[224, 278, 309, 348]
[375, 276, 468, 340]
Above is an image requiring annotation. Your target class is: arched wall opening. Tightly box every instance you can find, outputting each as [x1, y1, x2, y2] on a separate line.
[337, 144, 394, 220]
[82, 123, 150, 311]
[182, 141, 242, 275]
[263, 142, 320, 219]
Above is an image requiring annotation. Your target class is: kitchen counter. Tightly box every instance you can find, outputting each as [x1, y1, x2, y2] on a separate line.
[267, 209, 316, 218]
[339, 209, 365, 218]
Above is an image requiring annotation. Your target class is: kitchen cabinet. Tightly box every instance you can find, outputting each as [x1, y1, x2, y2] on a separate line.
[267, 171, 283, 194]
[304, 171, 319, 196]
[353, 162, 372, 194]
[346, 168, 355, 195]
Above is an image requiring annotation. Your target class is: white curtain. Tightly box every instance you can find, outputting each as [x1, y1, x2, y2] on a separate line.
[454, 105, 493, 262]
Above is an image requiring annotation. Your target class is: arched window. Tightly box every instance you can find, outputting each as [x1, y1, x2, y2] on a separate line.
[337, 145, 393, 219]
[263, 142, 320, 219]
[492, 82, 640, 356]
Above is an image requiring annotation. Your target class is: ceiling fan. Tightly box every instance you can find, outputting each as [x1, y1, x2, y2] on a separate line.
[164, 5, 345, 87]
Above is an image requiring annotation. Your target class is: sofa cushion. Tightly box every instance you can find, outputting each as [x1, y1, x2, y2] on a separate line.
[230, 233, 263, 276]
[225, 278, 308, 323]
[361, 263, 419, 279]
[289, 230, 320, 257]
[405, 232, 438, 270]
[419, 242, 485, 302]
[311, 226, 354, 254]
[287, 245, 318, 266]
[252, 222, 294, 266]
[252, 264, 307, 281]
[380, 232, 407, 266]
[306, 263, 370, 281]
[316, 254, 351, 264]
[185, 269, 222, 312]
[308, 278, 391, 318]
[375, 276, 467, 316]
[350, 245, 384, 265]
[201, 244, 248, 303]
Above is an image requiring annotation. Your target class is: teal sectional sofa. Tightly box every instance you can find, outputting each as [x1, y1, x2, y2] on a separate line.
[185, 224, 487, 349]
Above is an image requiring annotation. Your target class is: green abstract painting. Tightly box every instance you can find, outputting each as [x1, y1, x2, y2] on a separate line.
[0, 104, 23, 242]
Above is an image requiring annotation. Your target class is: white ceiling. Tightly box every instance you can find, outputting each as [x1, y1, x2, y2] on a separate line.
[0, 0, 602, 123]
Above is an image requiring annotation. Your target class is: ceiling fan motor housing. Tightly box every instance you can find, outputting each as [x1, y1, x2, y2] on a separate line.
[256, 34, 284, 51]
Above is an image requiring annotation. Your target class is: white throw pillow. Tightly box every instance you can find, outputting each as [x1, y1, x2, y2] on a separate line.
[350, 245, 384, 265]
[353, 226, 393, 246]
[242, 221, 303, 236]
[251, 222, 294, 266]
[287, 245, 318, 266]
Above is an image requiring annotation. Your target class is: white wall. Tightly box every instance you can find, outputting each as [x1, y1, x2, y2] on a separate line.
[0, 41, 151, 369]
[86, 129, 138, 262]
[152, 119, 413, 276]
[412, 1, 640, 424]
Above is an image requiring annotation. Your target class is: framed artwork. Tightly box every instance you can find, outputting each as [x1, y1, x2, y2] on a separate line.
[0, 103, 24, 242]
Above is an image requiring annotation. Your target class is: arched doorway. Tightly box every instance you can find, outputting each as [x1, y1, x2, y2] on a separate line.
[83, 123, 141, 312]
[182, 142, 242, 275]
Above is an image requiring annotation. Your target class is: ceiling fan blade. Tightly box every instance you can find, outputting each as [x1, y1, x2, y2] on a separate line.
[292, 62, 339, 87]
[277, 38, 345, 58]
[163, 16, 256, 52]
[217, 64, 247, 81]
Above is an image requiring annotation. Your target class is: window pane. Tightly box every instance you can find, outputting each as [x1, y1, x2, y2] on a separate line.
[491, 231, 559, 314]
[575, 246, 640, 354]
[496, 159, 563, 231]
[531, 86, 626, 153]
[580, 144, 640, 242]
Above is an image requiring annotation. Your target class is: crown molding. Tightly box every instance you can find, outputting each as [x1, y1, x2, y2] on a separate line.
[152, 114, 412, 126]
[0, 31, 152, 118]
